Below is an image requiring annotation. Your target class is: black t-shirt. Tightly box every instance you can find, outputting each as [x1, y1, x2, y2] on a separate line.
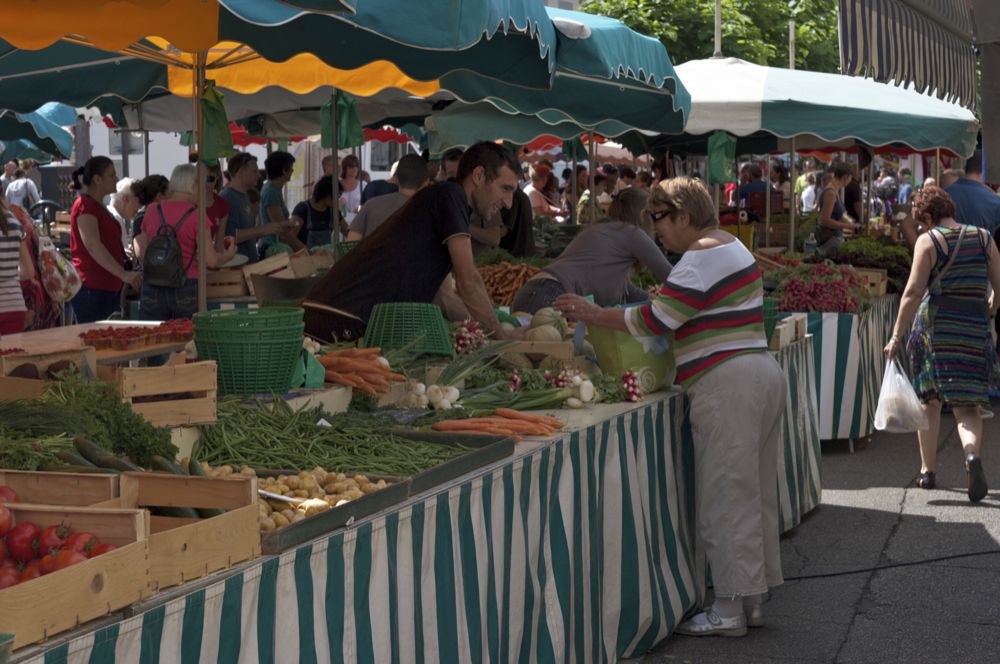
[360, 180, 398, 204]
[844, 180, 863, 220]
[305, 182, 471, 332]
[292, 200, 334, 244]
[500, 188, 535, 257]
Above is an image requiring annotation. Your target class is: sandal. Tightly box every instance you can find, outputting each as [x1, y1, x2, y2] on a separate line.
[917, 471, 936, 489]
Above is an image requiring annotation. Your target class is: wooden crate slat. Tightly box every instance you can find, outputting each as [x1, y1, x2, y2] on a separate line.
[120, 472, 255, 511]
[131, 396, 217, 428]
[119, 361, 216, 399]
[148, 505, 259, 591]
[6, 503, 148, 544]
[0, 470, 118, 506]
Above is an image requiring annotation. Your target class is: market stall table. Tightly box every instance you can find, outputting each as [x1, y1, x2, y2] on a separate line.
[14, 350, 824, 663]
[787, 294, 899, 447]
[0, 321, 189, 367]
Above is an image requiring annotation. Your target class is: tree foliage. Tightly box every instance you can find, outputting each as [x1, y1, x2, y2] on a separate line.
[580, 0, 840, 73]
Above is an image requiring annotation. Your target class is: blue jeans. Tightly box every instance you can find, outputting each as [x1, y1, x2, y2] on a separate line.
[72, 286, 121, 323]
[510, 277, 567, 314]
[139, 280, 198, 321]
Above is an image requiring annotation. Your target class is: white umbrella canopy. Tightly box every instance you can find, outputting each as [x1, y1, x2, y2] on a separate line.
[675, 57, 979, 157]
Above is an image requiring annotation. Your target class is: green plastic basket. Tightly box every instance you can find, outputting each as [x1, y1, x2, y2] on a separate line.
[363, 302, 454, 357]
[336, 240, 361, 258]
[763, 297, 779, 343]
[194, 308, 305, 394]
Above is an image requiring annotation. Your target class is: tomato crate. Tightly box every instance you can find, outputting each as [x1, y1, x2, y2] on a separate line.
[92, 472, 259, 592]
[0, 470, 119, 506]
[206, 267, 248, 299]
[0, 503, 151, 651]
[118, 361, 218, 428]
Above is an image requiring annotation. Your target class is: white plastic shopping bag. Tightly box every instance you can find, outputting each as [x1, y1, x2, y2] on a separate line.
[873, 359, 929, 433]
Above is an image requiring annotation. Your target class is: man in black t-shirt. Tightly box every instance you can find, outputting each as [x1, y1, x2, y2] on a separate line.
[303, 142, 520, 342]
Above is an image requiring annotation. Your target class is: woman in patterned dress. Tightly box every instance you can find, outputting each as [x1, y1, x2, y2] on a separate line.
[885, 186, 1000, 502]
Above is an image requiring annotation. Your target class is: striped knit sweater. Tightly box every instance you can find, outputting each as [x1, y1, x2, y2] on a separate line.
[625, 240, 767, 388]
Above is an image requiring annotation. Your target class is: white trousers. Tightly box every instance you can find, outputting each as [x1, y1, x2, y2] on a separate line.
[686, 352, 787, 597]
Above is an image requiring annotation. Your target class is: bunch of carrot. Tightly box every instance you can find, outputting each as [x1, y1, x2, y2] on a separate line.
[430, 408, 564, 441]
[317, 347, 406, 395]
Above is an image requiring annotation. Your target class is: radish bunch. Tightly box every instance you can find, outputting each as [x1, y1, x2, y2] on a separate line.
[623, 370, 643, 402]
[453, 320, 489, 355]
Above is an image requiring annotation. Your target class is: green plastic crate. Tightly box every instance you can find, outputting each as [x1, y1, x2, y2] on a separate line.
[194, 308, 305, 395]
[364, 302, 454, 357]
[336, 240, 361, 258]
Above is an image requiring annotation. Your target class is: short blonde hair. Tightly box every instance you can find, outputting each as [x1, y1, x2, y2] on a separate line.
[649, 177, 717, 230]
[169, 164, 197, 195]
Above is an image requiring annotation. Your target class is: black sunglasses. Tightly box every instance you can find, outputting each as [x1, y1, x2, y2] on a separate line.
[649, 208, 675, 222]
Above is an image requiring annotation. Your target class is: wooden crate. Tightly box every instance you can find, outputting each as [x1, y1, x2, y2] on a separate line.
[94, 472, 260, 591]
[0, 470, 118, 506]
[0, 375, 49, 401]
[206, 268, 248, 299]
[854, 267, 888, 297]
[119, 361, 217, 428]
[0, 503, 151, 650]
[755, 222, 790, 248]
[289, 250, 322, 278]
[242, 252, 294, 295]
[1, 347, 97, 380]
[768, 318, 796, 350]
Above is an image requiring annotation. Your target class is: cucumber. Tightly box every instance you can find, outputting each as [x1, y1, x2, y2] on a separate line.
[187, 458, 208, 476]
[73, 437, 109, 465]
[93, 453, 143, 472]
[151, 455, 189, 475]
[151, 506, 202, 519]
[54, 450, 98, 467]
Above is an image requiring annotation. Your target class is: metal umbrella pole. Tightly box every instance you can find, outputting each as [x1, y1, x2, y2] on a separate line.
[193, 52, 209, 313]
[588, 132, 596, 222]
[570, 150, 578, 225]
[764, 156, 771, 247]
[331, 91, 339, 236]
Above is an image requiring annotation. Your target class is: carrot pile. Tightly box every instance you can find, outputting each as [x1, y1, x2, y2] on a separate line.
[317, 347, 407, 395]
[478, 263, 540, 306]
[430, 408, 564, 441]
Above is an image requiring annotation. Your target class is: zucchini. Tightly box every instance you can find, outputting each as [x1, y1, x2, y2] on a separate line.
[40, 464, 119, 474]
[93, 453, 143, 472]
[73, 437, 109, 465]
[186, 458, 225, 518]
[151, 506, 202, 519]
[151, 455, 189, 475]
[54, 450, 97, 467]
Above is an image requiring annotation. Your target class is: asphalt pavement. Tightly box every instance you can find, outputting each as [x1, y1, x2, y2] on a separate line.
[625, 410, 1000, 664]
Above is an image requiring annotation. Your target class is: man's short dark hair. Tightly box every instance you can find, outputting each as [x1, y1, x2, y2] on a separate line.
[264, 151, 295, 180]
[602, 164, 618, 176]
[964, 151, 983, 175]
[395, 154, 428, 189]
[442, 148, 464, 163]
[620, 166, 636, 179]
[227, 152, 257, 178]
[456, 142, 520, 183]
[312, 175, 334, 201]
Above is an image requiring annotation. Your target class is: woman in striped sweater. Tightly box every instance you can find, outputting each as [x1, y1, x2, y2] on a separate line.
[556, 177, 787, 637]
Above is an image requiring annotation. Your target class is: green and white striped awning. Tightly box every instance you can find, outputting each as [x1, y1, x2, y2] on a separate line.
[838, 0, 976, 107]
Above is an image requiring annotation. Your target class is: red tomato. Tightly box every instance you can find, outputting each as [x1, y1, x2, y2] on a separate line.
[37, 524, 70, 556]
[19, 560, 41, 582]
[0, 558, 16, 572]
[0, 504, 11, 537]
[63, 532, 100, 556]
[6, 523, 40, 562]
[39, 552, 58, 575]
[223, 236, 235, 249]
[88, 543, 118, 558]
[0, 486, 18, 503]
[0, 570, 18, 590]
[52, 550, 87, 571]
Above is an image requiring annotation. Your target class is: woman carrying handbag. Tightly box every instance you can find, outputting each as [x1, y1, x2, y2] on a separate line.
[885, 186, 1000, 501]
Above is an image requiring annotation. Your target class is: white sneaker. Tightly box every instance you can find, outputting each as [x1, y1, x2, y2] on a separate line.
[744, 603, 765, 628]
[674, 609, 747, 637]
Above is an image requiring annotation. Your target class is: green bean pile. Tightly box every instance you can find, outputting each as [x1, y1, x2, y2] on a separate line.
[194, 399, 472, 475]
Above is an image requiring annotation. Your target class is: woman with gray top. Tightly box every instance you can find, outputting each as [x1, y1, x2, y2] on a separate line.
[510, 187, 672, 313]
